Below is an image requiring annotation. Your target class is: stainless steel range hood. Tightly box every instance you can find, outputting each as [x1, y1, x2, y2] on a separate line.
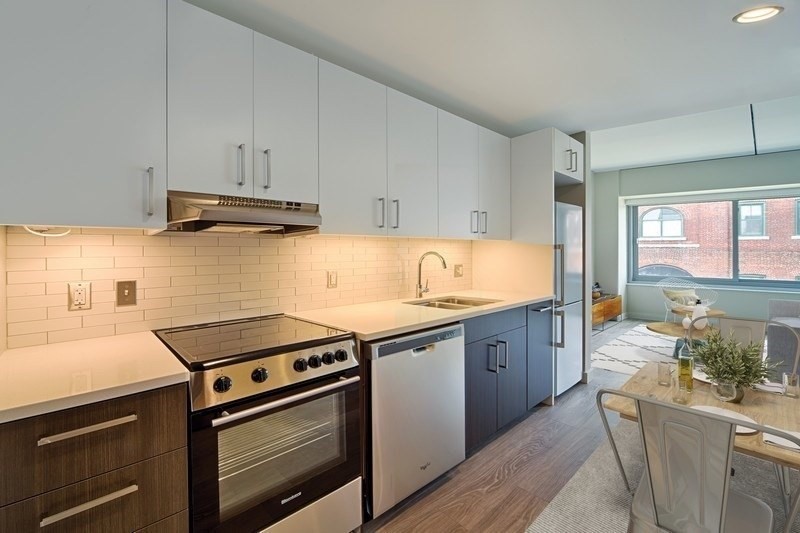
[165, 191, 321, 236]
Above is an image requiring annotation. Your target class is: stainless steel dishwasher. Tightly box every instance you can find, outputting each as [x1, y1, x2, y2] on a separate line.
[364, 324, 465, 519]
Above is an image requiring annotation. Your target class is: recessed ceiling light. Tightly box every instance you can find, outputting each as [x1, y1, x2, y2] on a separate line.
[733, 5, 784, 23]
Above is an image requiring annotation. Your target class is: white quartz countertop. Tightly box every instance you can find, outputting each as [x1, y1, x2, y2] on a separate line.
[290, 289, 553, 341]
[0, 332, 188, 423]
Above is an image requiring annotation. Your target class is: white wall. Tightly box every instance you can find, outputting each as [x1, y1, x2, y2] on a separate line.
[0, 226, 7, 352]
[592, 150, 800, 321]
[472, 241, 552, 295]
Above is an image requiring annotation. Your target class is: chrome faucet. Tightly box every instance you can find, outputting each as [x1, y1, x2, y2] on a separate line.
[417, 251, 447, 298]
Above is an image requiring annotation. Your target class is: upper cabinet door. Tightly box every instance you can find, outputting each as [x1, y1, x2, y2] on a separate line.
[0, 0, 166, 229]
[478, 128, 511, 240]
[438, 110, 479, 240]
[569, 137, 585, 183]
[552, 128, 574, 178]
[253, 34, 318, 204]
[387, 90, 438, 237]
[318, 61, 387, 235]
[168, 0, 253, 196]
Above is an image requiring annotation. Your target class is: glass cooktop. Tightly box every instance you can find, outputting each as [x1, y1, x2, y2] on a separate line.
[154, 314, 351, 369]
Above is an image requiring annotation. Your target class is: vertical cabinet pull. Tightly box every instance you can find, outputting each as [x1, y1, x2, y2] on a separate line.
[554, 310, 566, 348]
[488, 343, 499, 373]
[498, 339, 509, 369]
[145, 167, 154, 216]
[237, 144, 246, 186]
[480, 211, 488, 234]
[571, 150, 578, 173]
[470, 210, 480, 234]
[565, 149, 573, 171]
[378, 198, 386, 228]
[39, 484, 139, 527]
[392, 199, 400, 229]
[554, 244, 565, 306]
[263, 149, 272, 189]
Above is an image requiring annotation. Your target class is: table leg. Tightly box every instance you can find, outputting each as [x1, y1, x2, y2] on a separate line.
[774, 464, 791, 516]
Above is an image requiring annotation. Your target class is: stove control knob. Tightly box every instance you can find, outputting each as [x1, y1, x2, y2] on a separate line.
[322, 351, 335, 365]
[293, 358, 308, 372]
[308, 355, 322, 368]
[335, 349, 349, 362]
[251, 367, 269, 383]
[213, 376, 232, 394]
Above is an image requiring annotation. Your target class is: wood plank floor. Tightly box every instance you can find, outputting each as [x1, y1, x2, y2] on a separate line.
[365, 368, 629, 533]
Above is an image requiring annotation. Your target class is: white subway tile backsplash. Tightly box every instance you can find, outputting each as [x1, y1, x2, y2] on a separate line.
[4, 230, 472, 347]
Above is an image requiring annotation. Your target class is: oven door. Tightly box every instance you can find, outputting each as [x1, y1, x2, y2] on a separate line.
[190, 368, 361, 532]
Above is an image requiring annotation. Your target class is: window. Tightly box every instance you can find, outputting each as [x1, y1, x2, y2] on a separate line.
[630, 196, 800, 286]
[739, 201, 765, 236]
[639, 207, 683, 238]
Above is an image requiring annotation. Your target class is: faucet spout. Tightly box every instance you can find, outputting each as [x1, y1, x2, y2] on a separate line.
[417, 251, 447, 298]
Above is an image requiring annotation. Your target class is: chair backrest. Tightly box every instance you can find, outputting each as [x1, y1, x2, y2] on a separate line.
[766, 320, 800, 375]
[636, 399, 736, 532]
[718, 317, 766, 345]
[657, 277, 719, 310]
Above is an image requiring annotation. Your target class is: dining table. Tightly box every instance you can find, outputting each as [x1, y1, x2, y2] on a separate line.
[602, 361, 800, 521]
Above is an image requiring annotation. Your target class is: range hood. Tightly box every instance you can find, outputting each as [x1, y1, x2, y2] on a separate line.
[165, 191, 321, 236]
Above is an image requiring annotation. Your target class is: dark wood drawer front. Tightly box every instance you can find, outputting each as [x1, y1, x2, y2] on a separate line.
[136, 510, 188, 533]
[463, 307, 526, 344]
[0, 449, 187, 533]
[0, 384, 186, 507]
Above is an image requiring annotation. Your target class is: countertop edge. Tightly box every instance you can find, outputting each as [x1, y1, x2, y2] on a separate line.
[0, 371, 189, 424]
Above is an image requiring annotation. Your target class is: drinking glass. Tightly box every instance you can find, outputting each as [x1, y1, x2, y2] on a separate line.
[783, 373, 799, 398]
[657, 362, 671, 387]
[672, 375, 690, 405]
[711, 381, 738, 402]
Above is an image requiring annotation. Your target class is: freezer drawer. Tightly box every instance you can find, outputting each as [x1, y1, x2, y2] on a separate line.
[554, 301, 583, 396]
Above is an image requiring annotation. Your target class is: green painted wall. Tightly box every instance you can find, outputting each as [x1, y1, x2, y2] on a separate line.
[592, 149, 800, 321]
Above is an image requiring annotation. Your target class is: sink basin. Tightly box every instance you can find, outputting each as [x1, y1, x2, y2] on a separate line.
[404, 296, 501, 310]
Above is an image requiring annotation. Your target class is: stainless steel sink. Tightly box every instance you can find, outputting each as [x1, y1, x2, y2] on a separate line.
[404, 296, 501, 309]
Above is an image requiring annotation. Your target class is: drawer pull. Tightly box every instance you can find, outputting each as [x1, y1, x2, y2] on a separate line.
[37, 414, 138, 447]
[40, 484, 138, 528]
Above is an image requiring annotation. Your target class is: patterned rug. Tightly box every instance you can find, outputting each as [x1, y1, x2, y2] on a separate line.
[591, 324, 676, 375]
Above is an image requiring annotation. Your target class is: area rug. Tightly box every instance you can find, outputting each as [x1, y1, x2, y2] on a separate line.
[591, 324, 676, 375]
[526, 420, 800, 533]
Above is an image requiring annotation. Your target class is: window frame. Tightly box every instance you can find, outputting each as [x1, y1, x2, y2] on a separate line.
[795, 199, 800, 236]
[629, 197, 800, 289]
[738, 200, 766, 237]
[638, 207, 684, 238]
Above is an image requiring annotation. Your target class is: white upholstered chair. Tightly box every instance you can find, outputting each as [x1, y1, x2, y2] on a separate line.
[597, 389, 800, 533]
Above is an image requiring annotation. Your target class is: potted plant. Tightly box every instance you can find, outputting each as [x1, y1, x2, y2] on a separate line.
[692, 329, 774, 403]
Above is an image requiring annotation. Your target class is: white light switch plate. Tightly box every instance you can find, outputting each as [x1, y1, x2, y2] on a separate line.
[327, 270, 338, 289]
[68, 281, 91, 311]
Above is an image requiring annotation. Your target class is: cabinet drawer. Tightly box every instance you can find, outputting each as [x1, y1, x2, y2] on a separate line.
[137, 510, 188, 533]
[591, 302, 605, 326]
[605, 296, 622, 320]
[0, 448, 187, 533]
[0, 384, 186, 507]
[463, 307, 526, 344]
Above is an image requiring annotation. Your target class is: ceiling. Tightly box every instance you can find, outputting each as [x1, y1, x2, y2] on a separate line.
[188, 0, 800, 137]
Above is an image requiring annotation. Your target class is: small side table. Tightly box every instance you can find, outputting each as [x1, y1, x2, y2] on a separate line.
[592, 294, 622, 332]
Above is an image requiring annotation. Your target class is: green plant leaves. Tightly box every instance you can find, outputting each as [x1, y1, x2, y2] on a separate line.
[693, 329, 775, 388]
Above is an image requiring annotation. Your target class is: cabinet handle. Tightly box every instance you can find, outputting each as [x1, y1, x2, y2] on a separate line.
[565, 149, 573, 171]
[37, 414, 138, 447]
[378, 197, 386, 228]
[392, 199, 400, 229]
[471, 210, 480, 234]
[480, 211, 488, 234]
[488, 343, 499, 373]
[39, 484, 139, 528]
[554, 310, 566, 348]
[571, 150, 578, 173]
[498, 339, 509, 369]
[554, 244, 565, 306]
[237, 144, 246, 186]
[146, 167, 154, 216]
[263, 149, 272, 189]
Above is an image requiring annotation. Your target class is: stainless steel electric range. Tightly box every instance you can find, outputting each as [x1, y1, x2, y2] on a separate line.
[155, 314, 362, 533]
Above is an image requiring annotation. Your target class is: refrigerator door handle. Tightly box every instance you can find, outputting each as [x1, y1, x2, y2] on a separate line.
[554, 244, 565, 307]
[553, 310, 566, 348]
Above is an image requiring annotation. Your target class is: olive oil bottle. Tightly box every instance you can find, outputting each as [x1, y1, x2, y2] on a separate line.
[678, 350, 694, 393]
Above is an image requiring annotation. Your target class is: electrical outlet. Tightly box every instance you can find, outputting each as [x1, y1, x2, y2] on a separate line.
[327, 270, 338, 289]
[454, 264, 464, 278]
[116, 280, 137, 306]
[68, 282, 91, 311]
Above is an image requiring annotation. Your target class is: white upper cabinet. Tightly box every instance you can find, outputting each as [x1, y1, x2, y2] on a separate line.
[387, 90, 438, 237]
[438, 110, 479, 240]
[167, 0, 253, 196]
[318, 61, 387, 235]
[478, 128, 511, 240]
[511, 129, 555, 245]
[253, 33, 318, 204]
[0, 0, 167, 228]
[552, 128, 583, 184]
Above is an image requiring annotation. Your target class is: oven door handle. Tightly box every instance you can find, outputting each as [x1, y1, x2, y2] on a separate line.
[211, 376, 360, 428]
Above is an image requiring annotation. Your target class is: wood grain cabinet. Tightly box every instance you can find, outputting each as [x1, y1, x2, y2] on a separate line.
[0, 384, 188, 531]
[463, 307, 528, 453]
[592, 294, 622, 327]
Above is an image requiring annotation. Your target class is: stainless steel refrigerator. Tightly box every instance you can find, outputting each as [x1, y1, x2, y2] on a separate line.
[554, 202, 583, 395]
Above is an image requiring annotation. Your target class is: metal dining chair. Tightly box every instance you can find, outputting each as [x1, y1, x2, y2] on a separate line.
[596, 388, 800, 533]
